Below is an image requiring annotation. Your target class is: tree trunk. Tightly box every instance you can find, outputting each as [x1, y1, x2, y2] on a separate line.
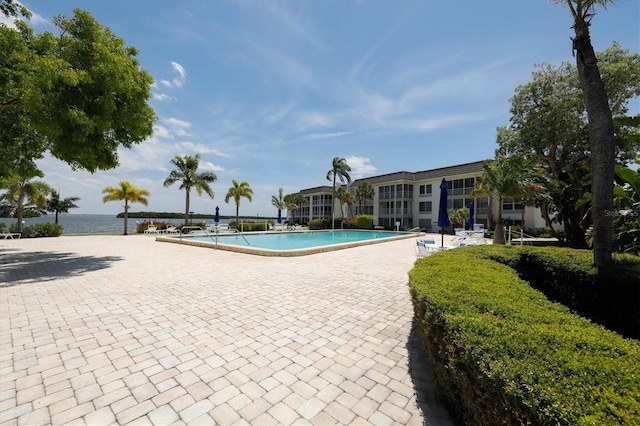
[573, 18, 614, 266]
[123, 200, 129, 235]
[184, 191, 190, 225]
[493, 197, 506, 244]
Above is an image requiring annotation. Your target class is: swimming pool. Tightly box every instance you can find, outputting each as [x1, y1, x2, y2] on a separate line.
[156, 230, 417, 256]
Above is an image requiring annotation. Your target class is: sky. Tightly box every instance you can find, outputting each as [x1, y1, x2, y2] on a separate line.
[3, 1, 639, 217]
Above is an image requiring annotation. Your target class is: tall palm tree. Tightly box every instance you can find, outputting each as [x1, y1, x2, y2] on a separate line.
[0, 173, 50, 234]
[225, 179, 253, 228]
[551, 0, 616, 266]
[326, 157, 351, 229]
[47, 190, 80, 224]
[102, 181, 150, 235]
[471, 154, 528, 244]
[355, 181, 375, 215]
[164, 154, 216, 225]
[271, 187, 287, 220]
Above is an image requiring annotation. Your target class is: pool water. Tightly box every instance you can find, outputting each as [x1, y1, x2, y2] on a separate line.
[192, 230, 401, 250]
[157, 229, 417, 256]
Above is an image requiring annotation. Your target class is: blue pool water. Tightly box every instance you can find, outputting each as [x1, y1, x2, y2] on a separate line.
[190, 230, 404, 250]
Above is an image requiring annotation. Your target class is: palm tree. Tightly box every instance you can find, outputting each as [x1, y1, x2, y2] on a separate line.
[355, 181, 375, 215]
[164, 154, 216, 225]
[471, 154, 528, 244]
[551, 0, 616, 266]
[335, 186, 349, 221]
[225, 179, 253, 228]
[0, 173, 50, 234]
[47, 190, 80, 224]
[284, 193, 306, 224]
[326, 157, 351, 229]
[271, 187, 287, 220]
[102, 181, 150, 235]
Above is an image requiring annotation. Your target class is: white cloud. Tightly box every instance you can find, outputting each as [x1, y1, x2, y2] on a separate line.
[303, 131, 351, 141]
[175, 142, 231, 157]
[199, 161, 225, 172]
[152, 92, 173, 102]
[160, 61, 187, 89]
[345, 156, 377, 179]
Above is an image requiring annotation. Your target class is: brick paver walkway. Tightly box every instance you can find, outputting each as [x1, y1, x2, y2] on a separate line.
[0, 235, 454, 425]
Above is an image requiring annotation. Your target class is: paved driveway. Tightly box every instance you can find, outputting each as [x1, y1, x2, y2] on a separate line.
[0, 235, 453, 425]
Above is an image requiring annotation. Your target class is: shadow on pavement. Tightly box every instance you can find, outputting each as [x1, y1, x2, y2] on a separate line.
[0, 249, 122, 287]
[407, 318, 457, 425]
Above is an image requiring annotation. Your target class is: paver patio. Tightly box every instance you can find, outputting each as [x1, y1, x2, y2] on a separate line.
[0, 234, 454, 425]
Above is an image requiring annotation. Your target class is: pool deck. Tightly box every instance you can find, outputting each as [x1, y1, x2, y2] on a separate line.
[0, 234, 456, 425]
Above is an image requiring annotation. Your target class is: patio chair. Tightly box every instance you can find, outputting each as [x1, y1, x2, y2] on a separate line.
[143, 225, 158, 235]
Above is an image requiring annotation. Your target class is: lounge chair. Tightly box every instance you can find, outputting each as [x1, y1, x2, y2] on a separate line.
[143, 225, 158, 235]
[1, 233, 21, 239]
[165, 225, 179, 235]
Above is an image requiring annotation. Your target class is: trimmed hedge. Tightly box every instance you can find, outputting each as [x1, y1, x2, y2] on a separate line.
[409, 246, 640, 425]
[482, 246, 640, 339]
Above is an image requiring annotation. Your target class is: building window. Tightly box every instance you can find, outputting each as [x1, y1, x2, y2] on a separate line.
[419, 201, 432, 213]
[503, 199, 522, 211]
[419, 184, 432, 197]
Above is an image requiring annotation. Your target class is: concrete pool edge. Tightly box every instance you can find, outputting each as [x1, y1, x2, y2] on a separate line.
[155, 230, 421, 256]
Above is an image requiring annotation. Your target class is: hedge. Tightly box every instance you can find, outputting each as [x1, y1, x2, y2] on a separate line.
[409, 246, 640, 425]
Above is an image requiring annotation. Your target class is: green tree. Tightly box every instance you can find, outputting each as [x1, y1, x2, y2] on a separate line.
[335, 186, 350, 221]
[46, 190, 80, 225]
[326, 157, 351, 229]
[225, 180, 253, 227]
[164, 154, 216, 225]
[0, 9, 156, 179]
[448, 207, 470, 229]
[0, 0, 30, 20]
[551, 0, 620, 266]
[471, 154, 529, 244]
[102, 181, 149, 235]
[0, 172, 51, 234]
[271, 187, 286, 220]
[284, 193, 306, 224]
[355, 181, 375, 215]
[497, 44, 639, 248]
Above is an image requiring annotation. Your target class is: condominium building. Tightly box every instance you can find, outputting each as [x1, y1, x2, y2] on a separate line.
[287, 160, 547, 231]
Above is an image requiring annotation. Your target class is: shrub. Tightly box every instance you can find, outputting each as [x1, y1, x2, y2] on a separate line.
[342, 218, 357, 229]
[308, 218, 330, 230]
[483, 245, 639, 339]
[356, 214, 374, 230]
[409, 246, 640, 425]
[20, 223, 64, 237]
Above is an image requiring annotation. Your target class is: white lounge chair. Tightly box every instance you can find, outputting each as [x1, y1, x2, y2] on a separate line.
[143, 225, 158, 235]
[165, 225, 179, 235]
[1, 233, 21, 239]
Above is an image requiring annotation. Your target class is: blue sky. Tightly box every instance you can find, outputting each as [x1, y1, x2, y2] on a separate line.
[5, 1, 639, 217]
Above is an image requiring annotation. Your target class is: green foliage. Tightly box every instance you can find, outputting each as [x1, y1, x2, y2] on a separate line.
[1, 10, 156, 177]
[342, 218, 357, 229]
[355, 214, 374, 230]
[18, 222, 63, 237]
[409, 246, 640, 425]
[308, 218, 330, 230]
[497, 43, 640, 249]
[484, 245, 639, 339]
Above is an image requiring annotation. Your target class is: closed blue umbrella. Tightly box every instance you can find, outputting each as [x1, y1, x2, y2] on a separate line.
[214, 206, 220, 224]
[437, 178, 451, 246]
[277, 209, 282, 224]
[468, 202, 475, 229]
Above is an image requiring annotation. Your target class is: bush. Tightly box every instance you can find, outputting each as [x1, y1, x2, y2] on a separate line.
[356, 214, 374, 230]
[20, 223, 64, 237]
[409, 246, 640, 425]
[308, 218, 330, 230]
[342, 218, 357, 229]
[484, 245, 639, 339]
